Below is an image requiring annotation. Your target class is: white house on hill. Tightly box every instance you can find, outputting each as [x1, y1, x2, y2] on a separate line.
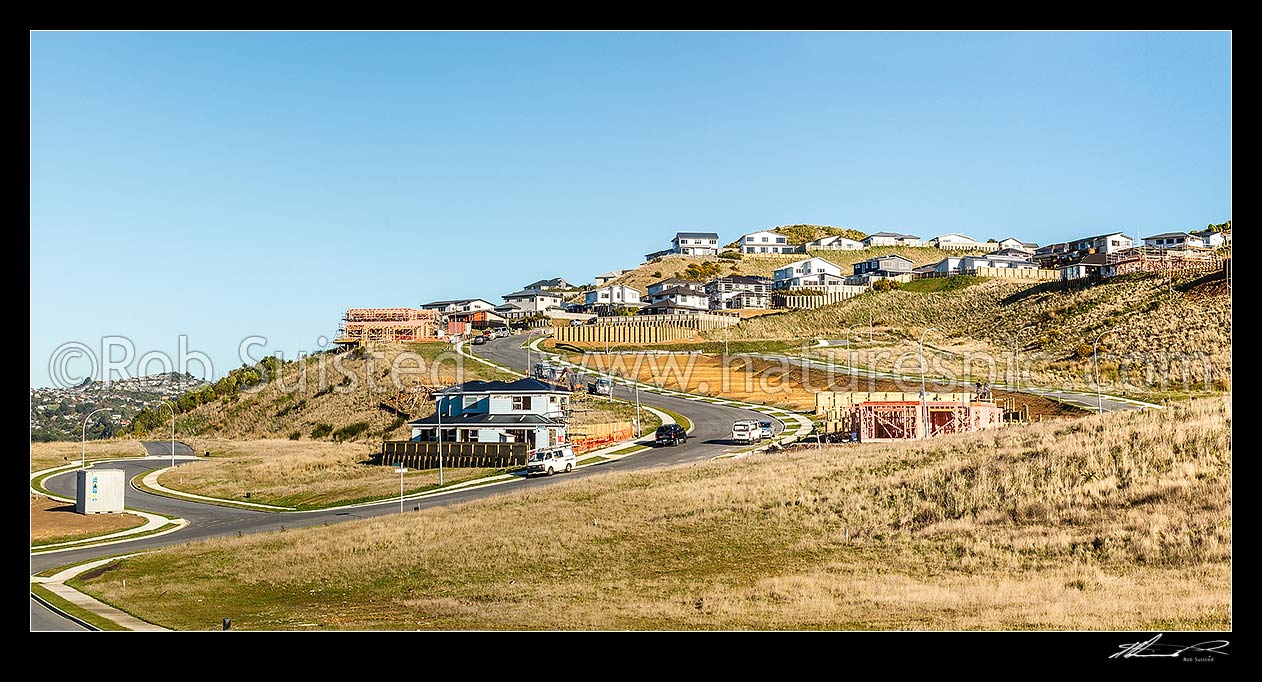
[804, 235, 863, 250]
[772, 257, 844, 290]
[738, 230, 798, 254]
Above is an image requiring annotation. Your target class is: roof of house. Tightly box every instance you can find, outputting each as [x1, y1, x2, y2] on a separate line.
[710, 275, 771, 285]
[913, 264, 940, 273]
[594, 270, 628, 279]
[652, 286, 708, 298]
[865, 232, 906, 238]
[422, 298, 489, 307]
[641, 300, 709, 312]
[407, 413, 563, 427]
[776, 257, 842, 271]
[987, 248, 1035, 258]
[432, 378, 569, 396]
[1036, 242, 1068, 252]
[675, 231, 720, 240]
[999, 237, 1038, 247]
[1070, 253, 1111, 266]
[1074, 232, 1131, 243]
[1144, 232, 1197, 240]
[524, 277, 569, 288]
[932, 233, 976, 241]
[862, 254, 914, 264]
[502, 288, 561, 299]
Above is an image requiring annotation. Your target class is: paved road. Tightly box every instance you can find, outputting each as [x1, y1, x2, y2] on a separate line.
[141, 441, 195, 456]
[31, 596, 87, 631]
[32, 334, 779, 630]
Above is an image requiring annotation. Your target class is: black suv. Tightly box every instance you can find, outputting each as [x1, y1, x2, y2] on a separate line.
[654, 423, 687, 447]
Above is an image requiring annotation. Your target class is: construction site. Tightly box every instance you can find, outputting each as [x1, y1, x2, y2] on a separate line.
[815, 390, 1008, 442]
[335, 308, 443, 346]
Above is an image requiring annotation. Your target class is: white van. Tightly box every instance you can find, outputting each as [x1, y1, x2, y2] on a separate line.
[731, 419, 761, 445]
[525, 446, 576, 477]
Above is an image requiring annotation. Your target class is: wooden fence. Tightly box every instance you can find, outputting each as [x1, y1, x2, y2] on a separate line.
[971, 266, 1059, 280]
[374, 441, 528, 469]
[772, 286, 868, 310]
[554, 324, 699, 344]
[590, 312, 739, 329]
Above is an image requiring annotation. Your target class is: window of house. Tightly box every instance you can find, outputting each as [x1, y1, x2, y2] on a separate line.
[463, 396, 478, 409]
[512, 396, 532, 411]
[746, 236, 754, 242]
[466, 430, 479, 442]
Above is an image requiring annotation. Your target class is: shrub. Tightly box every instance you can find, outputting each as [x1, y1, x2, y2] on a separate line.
[288, 431, 301, 441]
[718, 251, 743, 260]
[651, 271, 662, 278]
[386, 416, 407, 432]
[871, 279, 900, 292]
[333, 421, 372, 442]
[310, 423, 333, 439]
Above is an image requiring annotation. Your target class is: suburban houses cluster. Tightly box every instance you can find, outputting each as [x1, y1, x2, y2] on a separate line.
[332, 223, 1228, 456]
[343, 225, 1229, 341]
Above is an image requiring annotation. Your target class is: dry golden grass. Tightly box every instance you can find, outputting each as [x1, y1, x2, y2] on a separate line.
[30, 495, 146, 544]
[76, 398, 1230, 630]
[30, 440, 147, 473]
[575, 353, 1082, 419]
[719, 274, 1231, 396]
[156, 438, 500, 509]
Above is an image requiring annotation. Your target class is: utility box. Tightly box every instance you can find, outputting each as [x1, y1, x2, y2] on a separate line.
[76, 469, 125, 514]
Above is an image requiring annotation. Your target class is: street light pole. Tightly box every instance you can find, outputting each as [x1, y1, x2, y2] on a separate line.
[81, 407, 111, 470]
[435, 396, 445, 486]
[1094, 330, 1113, 415]
[156, 400, 176, 468]
[919, 327, 938, 440]
[395, 464, 408, 514]
[1013, 325, 1034, 394]
[635, 384, 642, 438]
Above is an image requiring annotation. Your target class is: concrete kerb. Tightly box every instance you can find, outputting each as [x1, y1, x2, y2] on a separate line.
[524, 337, 814, 445]
[31, 553, 169, 631]
[31, 459, 192, 554]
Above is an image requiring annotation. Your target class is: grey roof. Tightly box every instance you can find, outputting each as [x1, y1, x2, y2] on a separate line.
[434, 378, 569, 395]
[868, 254, 914, 263]
[408, 412, 562, 427]
[502, 288, 561, 299]
[711, 275, 771, 284]
[1071, 253, 1110, 266]
[1144, 232, 1196, 240]
[422, 298, 490, 307]
[987, 248, 1034, 258]
[866, 232, 905, 238]
[652, 286, 709, 298]
[675, 232, 720, 240]
[641, 300, 709, 312]
[524, 277, 569, 288]
[999, 237, 1038, 247]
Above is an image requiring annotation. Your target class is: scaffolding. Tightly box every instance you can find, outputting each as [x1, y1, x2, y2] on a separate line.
[816, 391, 1005, 443]
[336, 308, 442, 345]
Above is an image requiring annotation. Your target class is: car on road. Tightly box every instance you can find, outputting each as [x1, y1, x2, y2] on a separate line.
[569, 319, 585, 326]
[471, 335, 487, 345]
[731, 419, 761, 444]
[654, 423, 687, 447]
[589, 378, 613, 396]
[525, 446, 576, 476]
[759, 420, 774, 439]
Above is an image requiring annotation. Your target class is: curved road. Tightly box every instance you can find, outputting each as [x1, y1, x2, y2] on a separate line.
[32, 335, 779, 630]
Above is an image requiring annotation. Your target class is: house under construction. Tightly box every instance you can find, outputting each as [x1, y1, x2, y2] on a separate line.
[815, 391, 1005, 442]
[335, 308, 442, 346]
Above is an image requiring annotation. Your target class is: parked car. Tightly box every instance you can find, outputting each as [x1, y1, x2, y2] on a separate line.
[471, 335, 487, 345]
[731, 419, 761, 444]
[525, 446, 575, 477]
[589, 378, 613, 396]
[759, 420, 775, 439]
[654, 423, 687, 447]
[570, 319, 585, 327]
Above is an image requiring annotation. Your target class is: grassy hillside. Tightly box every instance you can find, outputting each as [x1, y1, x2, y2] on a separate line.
[608, 247, 979, 295]
[75, 398, 1230, 630]
[716, 271, 1231, 397]
[128, 342, 636, 444]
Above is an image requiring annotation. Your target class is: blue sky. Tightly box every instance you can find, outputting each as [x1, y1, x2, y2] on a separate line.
[30, 31, 1231, 386]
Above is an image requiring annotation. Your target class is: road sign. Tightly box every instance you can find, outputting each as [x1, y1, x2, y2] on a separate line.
[394, 468, 408, 474]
